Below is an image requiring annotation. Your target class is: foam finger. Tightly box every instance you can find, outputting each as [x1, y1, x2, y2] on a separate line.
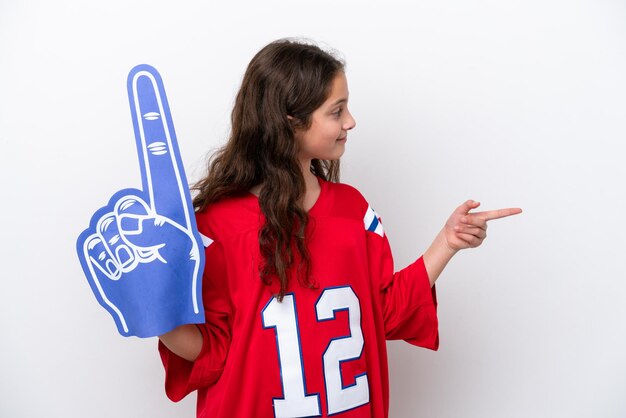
[127, 65, 192, 229]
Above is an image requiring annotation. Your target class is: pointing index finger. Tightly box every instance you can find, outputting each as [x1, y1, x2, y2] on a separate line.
[473, 207, 523, 221]
[127, 65, 191, 229]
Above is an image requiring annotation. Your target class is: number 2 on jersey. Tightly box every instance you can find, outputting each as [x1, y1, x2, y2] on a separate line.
[262, 286, 370, 417]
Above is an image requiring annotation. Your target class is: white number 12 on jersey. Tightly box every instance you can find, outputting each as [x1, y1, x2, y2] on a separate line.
[262, 286, 370, 417]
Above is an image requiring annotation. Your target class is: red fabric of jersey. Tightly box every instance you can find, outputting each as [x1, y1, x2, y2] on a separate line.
[159, 178, 439, 417]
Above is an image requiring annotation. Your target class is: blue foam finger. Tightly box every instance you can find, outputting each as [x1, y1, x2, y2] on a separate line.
[127, 65, 191, 227]
[76, 66, 206, 338]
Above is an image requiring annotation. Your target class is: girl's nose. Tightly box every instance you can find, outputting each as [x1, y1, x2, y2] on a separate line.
[344, 110, 356, 130]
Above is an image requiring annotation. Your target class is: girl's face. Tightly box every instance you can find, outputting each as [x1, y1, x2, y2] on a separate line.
[294, 72, 356, 163]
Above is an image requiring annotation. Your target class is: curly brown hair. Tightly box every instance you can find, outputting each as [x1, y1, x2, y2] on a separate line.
[192, 39, 344, 300]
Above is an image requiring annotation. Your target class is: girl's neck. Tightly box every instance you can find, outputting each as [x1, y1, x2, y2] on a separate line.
[300, 159, 318, 189]
[300, 158, 321, 211]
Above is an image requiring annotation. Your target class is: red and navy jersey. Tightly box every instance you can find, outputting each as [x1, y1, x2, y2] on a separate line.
[159, 178, 439, 418]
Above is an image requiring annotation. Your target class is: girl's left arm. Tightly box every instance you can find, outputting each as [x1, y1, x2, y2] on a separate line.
[423, 200, 522, 287]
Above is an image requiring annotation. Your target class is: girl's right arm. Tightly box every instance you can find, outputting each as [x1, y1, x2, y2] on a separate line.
[159, 324, 203, 362]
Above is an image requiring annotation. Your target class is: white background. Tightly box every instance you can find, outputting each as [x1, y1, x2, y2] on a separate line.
[1, 1, 625, 417]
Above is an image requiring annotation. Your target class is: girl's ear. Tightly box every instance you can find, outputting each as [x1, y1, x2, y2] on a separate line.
[288, 115, 305, 130]
[287, 115, 301, 131]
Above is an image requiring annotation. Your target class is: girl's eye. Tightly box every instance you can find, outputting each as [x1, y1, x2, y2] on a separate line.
[333, 109, 343, 117]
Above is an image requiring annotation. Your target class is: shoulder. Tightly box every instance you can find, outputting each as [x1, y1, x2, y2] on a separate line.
[195, 194, 260, 241]
[327, 181, 366, 202]
[326, 180, 385, 237]
[325, 181, 368, 214]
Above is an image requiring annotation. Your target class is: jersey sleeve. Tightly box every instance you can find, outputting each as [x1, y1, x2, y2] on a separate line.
[158, 238, 232, 401]
[365, 206, 439, 350]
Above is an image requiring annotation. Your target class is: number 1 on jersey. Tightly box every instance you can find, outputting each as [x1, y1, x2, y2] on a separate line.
[262, 294, 321, 417]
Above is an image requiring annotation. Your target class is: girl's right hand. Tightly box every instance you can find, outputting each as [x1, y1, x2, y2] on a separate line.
[443, 200, 522, 252]
[423, 200, 522, 286]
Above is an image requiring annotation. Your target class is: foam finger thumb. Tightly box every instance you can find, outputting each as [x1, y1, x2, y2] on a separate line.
[120, 216, 180, 249]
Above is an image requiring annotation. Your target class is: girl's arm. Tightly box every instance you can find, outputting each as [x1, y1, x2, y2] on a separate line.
[159, 324, 203, 362]
[423, 200, 522, 287]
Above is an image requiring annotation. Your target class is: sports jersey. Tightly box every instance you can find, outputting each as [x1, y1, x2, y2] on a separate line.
[159, 177, 439, 418]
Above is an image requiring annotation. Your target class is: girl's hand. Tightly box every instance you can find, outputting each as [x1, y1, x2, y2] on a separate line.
[424, 200, 522, 286]
[444, 200, 523, 252]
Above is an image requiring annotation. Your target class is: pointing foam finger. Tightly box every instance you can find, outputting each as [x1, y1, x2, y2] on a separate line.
[127, 65, 191, 229]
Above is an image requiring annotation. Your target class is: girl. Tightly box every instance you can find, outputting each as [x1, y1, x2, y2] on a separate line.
[158, 38, 521, 418]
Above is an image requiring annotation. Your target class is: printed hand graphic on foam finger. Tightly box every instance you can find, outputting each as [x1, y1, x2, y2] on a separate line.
[77, 65, 206, 337]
